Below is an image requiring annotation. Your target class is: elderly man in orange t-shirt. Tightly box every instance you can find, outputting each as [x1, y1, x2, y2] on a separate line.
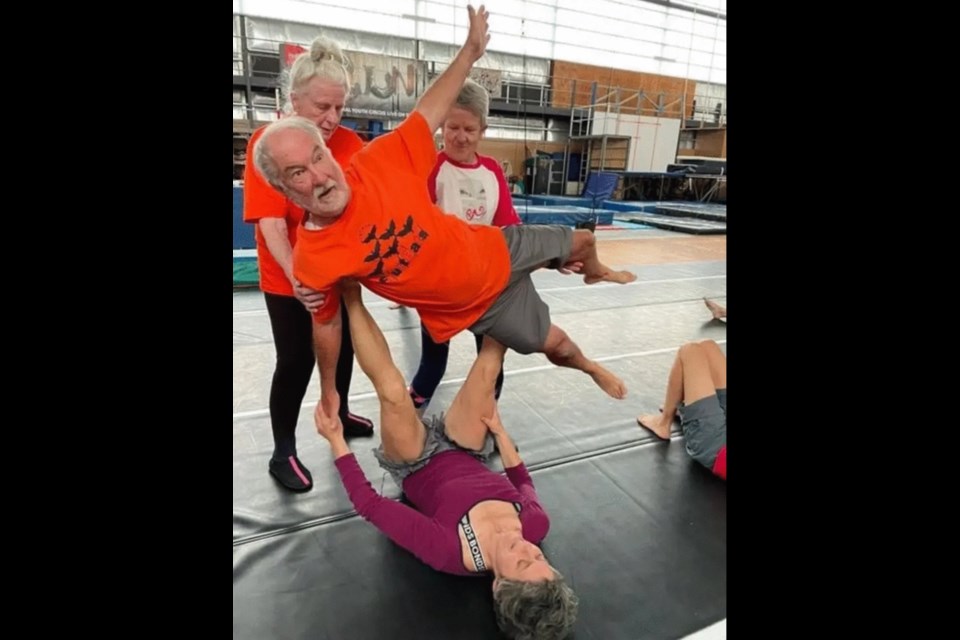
[252, 5, 636, 424]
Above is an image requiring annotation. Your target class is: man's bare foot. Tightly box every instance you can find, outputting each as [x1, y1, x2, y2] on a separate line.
[637, 415, 671, 440]
[704, 298, 726, 320]
[584, 269, 637, 285]
[589, 366, 627, 399]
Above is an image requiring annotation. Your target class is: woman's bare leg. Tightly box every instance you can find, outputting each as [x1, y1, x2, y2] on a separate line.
[638, 342, 718, 439]
[340, 282, 426, 463]
[696, 339, 727, 388]
[442, 335, 506, 451]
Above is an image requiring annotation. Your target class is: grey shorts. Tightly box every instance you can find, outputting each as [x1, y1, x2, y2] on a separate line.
[372, 413, 496, 488]
[679, 388, 727, 470]
[468, 225, 574, 354]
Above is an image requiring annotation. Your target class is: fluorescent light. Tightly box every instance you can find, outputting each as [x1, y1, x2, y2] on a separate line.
[401, 14, 436, 23]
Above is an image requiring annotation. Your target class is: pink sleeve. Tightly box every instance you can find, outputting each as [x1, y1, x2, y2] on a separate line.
[334, 454, 457, 571]
[505, 463, 541, 506]
[505, 463, 550, 543]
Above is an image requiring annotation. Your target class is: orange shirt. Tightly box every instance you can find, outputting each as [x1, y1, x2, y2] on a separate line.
[243, 124, 364, 296]
[294, 111, 511, 343]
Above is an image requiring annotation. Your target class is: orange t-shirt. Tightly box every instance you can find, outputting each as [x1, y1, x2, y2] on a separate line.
[293, 111, 512, 343]
[243, 124, 364, 296]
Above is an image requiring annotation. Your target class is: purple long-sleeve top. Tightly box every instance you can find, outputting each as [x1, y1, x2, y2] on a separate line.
[334, 449, 550, 576]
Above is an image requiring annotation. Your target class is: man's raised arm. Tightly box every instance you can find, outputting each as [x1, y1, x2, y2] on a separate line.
[414, 4, 490, 132]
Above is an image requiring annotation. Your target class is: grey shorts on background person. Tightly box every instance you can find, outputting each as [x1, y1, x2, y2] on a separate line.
[678, 388, 727, 469]
[469, 225, 573, 354]
[373, 413, 496, 488]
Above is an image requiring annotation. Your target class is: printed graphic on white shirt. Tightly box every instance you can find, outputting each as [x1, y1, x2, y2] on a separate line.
[434, 161, 500, 226]
[457, 177, 488, 222]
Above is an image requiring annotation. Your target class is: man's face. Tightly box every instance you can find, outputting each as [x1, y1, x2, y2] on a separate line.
[268, 127, 350, 218]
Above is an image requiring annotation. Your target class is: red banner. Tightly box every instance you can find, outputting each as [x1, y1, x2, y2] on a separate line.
[281, 43, 306, 68]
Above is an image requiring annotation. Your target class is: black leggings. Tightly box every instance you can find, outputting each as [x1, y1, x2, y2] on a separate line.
[264, 293, 357, 457]
[409, 324, 504, 405]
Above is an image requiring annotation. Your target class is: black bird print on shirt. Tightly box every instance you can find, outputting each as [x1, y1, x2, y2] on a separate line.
[379, 219, 396, 240]
[364, 240, 381, 262]
[397, 216, 414, 237]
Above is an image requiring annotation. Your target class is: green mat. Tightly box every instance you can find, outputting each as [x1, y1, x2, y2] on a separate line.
[233, 258, 260, 287]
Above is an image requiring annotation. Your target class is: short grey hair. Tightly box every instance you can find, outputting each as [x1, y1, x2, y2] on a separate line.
[452, 78, 490, 129]
[493, 569, 579, 640]
[280, 35, 351, 114]
[252, 116, 325, 188]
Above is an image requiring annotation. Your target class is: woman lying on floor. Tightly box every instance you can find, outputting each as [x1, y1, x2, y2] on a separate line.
[314, 280, 578, 640]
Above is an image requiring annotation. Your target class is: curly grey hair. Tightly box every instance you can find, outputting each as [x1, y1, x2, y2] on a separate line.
[493, 569, 579, 640]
